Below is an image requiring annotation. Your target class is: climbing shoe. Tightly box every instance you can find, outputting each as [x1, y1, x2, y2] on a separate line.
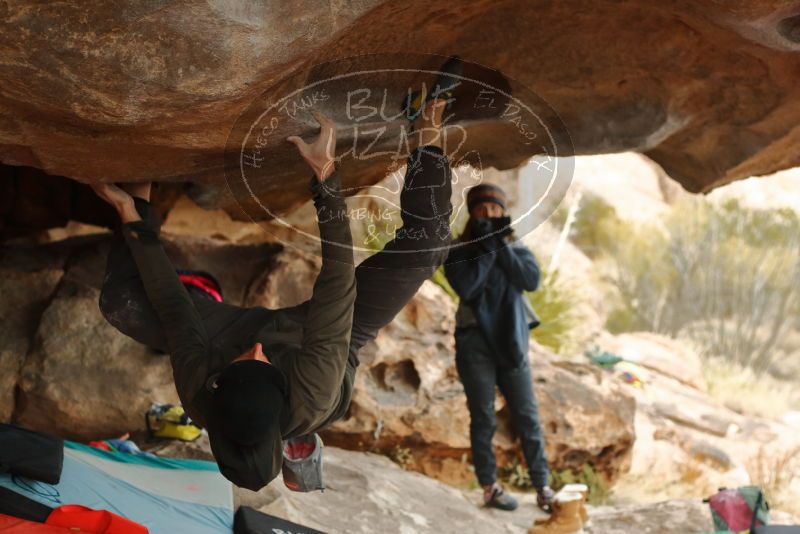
[402, 55, 463, 123]
[536, 485, 556, 513]
[484, 483, 519, 511]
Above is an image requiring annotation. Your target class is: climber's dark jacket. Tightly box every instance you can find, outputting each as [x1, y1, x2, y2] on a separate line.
[110, 173, 355, 490]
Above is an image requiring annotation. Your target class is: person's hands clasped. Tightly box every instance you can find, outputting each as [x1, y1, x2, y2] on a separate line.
[287, 112, 337, 182]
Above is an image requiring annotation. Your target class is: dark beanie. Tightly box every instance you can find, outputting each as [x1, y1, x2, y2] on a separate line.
[212, 360, 287, 446]
[467, 184, 507, 212]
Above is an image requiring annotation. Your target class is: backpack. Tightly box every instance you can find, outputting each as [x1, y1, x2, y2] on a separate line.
[707, 486, 769, 532]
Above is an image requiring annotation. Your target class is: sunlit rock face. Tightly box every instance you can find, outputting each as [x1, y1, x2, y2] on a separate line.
[1, 0, 799, 234]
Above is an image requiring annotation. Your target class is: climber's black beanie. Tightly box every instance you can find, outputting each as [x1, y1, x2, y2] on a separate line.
[211, 360, 287, 446]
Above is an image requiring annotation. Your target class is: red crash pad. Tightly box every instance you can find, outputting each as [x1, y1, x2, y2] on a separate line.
[0, 513, 71, 533]
[46, 504, 148, 534]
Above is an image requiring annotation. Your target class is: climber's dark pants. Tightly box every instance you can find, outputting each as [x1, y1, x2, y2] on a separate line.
[455, 326, 550, 489]
[98, 146, 452, 418]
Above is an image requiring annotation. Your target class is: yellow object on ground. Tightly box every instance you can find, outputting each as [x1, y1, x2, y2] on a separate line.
[146, 404, 202, 441]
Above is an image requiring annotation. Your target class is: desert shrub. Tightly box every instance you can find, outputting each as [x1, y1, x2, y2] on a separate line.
[501, 457, 533, 489]
[703, 357, 799, 418]
[550, 464, 610, 505]
[565, 194, 627, 258]
[527, 269, 587, 354]
[598, 198, 800, 374]
[389, 445, 414, 470]
[430, 265, 459, 302]
[747, 445, 800, 516]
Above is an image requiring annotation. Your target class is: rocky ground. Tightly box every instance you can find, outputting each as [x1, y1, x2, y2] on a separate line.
[157, 436, 800, 534]
[159, 436, 719, 534]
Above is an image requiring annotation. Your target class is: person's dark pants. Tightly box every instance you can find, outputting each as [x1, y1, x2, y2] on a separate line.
[455, 326, 550, 489]
[347, 146, 453, 363]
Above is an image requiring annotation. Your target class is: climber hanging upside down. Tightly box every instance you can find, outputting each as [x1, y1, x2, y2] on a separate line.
[90, 68, 459, 491]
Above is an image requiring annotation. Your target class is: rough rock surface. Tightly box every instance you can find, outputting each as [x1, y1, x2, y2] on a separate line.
[3, 233, 282, 439]
[156, 437, 716, 534]
[598, 331, 708, 391]
[610, 343, 800, 509]
[319, 280, 636, 484]
[0, 246, 68, 421]
[2, 0, 800, 232]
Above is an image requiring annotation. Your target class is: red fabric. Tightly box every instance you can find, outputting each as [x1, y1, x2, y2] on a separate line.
[0, 513, 71, 533]
[88, 440, 112, 451]
[709, 490, 755, 531]
[178, 274, 222, 302]
[284, 442, 315, 460]
[46, 505, 148, 534]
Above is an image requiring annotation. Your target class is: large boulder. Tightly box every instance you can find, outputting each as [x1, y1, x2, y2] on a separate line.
[0, 242, 71, 421]
[6, 233, 282, 439]
[1, 1, 799, 232]
[318, 280, 636, 484]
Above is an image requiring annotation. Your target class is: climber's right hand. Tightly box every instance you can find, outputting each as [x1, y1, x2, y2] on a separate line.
[91, 183, 141, 223]
[287, 111, 337, 182]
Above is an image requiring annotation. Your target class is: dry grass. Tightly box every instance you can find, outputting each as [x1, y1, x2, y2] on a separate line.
[678, 458, 705, 485]
[747, 445, 800, 516]
[702, 357, 798, 420]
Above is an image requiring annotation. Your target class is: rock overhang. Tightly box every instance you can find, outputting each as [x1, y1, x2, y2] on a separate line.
[1, 0, 799, 232]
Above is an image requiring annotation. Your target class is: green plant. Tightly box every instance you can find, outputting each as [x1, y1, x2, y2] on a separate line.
[528, 269, 587, 354]
[501, 457, 533, 489]
[389, 445, 413, 470]
[550, 464, 610, 505]
[431, 265, 459, 302]
[565, 194, 626, 259]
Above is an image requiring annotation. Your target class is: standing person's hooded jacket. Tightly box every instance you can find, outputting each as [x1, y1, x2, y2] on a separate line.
[444, 227, 540, 368]
[120, 173, 355, 490]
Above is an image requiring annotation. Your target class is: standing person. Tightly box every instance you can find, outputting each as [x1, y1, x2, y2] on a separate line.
[91, 96, 453, 491]
[444, 184, 555, 512]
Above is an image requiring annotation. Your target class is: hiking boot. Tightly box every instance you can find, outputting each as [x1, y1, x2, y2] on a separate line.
[528, 491, 584, 534]
[402, 55, 463, 123]
[560, 484, 590, 527]
[534, 485, 590, 528]
[536, 485, 556, 513]
[483, 483, 519, 511]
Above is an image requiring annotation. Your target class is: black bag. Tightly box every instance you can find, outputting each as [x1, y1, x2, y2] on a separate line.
[234, 506, 326, 534]
[0, 424, 64, 485]
[0, 486, 52, 522]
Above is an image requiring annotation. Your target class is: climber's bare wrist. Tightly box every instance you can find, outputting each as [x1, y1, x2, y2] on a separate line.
[117, 200, 141, 224]
[315, 159, 335, 182]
